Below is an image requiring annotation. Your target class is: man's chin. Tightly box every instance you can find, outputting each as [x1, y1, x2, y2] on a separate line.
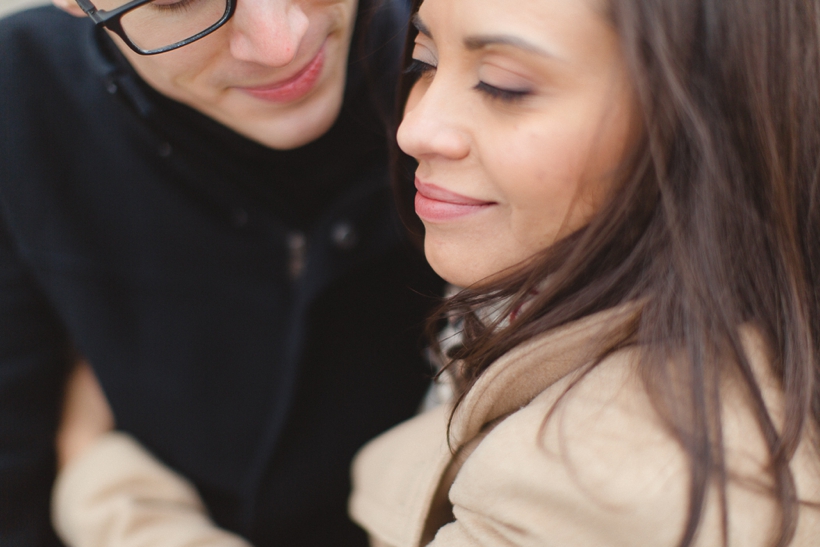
[219, 87, 345, 150]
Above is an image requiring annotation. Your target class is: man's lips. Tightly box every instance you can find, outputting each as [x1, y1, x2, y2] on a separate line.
[414, 179, 495, 222]
[237, 45, 325, 103]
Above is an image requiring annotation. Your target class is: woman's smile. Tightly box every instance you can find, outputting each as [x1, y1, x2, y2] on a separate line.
[414, 179, 495, 222]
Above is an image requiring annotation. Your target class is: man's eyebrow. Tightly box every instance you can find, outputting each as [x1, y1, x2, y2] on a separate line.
[464, 35, 556, 58]
[411, 13, 432, 38]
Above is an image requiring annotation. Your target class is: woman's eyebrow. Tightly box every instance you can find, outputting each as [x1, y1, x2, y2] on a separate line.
[464, 35, 557, 59]
[412, 13, 433, 38]
[411, 14, 557, 60]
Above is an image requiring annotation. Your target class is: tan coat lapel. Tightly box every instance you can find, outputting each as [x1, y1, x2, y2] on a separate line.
[447, 306, 637, 447]
[349, 306, 638, 547]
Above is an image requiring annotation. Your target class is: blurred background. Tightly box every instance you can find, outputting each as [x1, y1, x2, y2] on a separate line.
[0, 0, 49, 18]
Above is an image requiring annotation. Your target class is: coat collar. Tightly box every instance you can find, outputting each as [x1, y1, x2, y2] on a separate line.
[350, 304, 640, 547]
[448, 304, 640, 447]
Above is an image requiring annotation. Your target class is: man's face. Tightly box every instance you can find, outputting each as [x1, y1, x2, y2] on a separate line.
[61, 0, 359, 149]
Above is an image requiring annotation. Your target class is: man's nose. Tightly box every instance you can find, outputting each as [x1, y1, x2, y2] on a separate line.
[228, 0, 310, 67]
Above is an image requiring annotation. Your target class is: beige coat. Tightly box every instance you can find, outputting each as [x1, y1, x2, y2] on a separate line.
[349, 308, 820, 547]
[53, 308, 820, 547]
[52, 432, 252, 547]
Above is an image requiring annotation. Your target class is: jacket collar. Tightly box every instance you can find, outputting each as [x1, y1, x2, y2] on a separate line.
[448, 303, 640, 447]
[350, 304, 639, 547]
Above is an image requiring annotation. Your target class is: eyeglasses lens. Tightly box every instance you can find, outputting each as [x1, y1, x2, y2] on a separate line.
[97, 0, 230, 52]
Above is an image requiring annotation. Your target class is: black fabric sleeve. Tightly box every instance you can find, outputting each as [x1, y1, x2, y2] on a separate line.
[0, 214, 71, 547]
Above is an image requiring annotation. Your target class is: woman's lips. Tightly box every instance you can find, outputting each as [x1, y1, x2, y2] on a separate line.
[238, 45, 325, 103]
[414, 179, 494, 222]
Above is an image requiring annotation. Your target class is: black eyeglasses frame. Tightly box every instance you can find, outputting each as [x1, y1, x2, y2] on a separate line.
[74, 0, 237, 55]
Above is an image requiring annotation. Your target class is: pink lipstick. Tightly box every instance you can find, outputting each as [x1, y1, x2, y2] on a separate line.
[414, 179, 494, 222]
[239, 46, 325, 103]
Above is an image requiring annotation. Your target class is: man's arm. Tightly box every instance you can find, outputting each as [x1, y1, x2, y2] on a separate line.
[0, 215, 72, 546]
[52, 363, 252, 547]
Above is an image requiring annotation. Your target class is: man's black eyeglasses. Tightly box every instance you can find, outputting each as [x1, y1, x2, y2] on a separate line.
[74, 0, 237, 55]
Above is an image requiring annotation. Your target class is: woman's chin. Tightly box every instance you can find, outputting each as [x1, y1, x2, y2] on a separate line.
[424, 244, 507, 289]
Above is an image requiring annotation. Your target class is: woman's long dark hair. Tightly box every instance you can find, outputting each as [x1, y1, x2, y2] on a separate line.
[394, 1, 820, 545]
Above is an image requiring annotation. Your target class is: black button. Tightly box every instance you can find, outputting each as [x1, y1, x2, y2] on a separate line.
[158, 142, 173, 158]
[331, 222, 357, 250]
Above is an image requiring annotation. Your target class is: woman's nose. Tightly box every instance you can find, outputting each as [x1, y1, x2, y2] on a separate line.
[228, 0, 309, 67]
[396, 79, 471, 162]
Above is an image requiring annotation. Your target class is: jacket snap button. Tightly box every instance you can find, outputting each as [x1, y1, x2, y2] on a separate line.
[158, 142, 173, 158]
[331, 222, 357, 250]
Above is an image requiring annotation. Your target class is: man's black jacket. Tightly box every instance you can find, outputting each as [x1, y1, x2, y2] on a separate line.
[0, 4, 439, 546]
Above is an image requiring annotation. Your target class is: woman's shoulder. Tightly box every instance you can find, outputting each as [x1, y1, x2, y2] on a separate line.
[442, 342, 820, 546]
[443, 347, 695, 546]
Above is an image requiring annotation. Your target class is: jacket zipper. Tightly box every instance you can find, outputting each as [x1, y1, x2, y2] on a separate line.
[286, 231, 307, 280]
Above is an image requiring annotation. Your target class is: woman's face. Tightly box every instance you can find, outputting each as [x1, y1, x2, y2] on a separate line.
[398, 0, 639, 287]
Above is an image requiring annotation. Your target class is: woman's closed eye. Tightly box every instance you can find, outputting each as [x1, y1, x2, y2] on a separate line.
[405, 59, 437, 79]
[474, 81, 531, 103]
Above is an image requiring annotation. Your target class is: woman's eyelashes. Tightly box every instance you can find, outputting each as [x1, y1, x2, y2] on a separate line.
[406, 58, 533, 104]
[405, 59, 437, 78]
[474, 81, 532, 103]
